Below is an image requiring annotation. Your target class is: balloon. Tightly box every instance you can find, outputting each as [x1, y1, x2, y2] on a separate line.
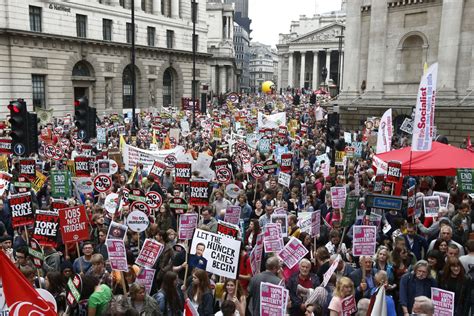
[261, 81, 275, 94]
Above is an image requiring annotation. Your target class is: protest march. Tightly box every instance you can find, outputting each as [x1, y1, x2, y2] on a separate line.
[1, 64, 474, 316]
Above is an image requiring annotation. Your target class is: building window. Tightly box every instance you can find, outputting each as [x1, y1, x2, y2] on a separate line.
[32, 75, 46, 108]
[126, 23, 133, 43]
[166, 30, 174, 49]
[103, 19, 112, 41]
[193, 34, 198, 51]
[29, 6, 42, 32]
[147, 27, 155, 46]
[76, 14, 87, 38]
[120, 0, 124, 7]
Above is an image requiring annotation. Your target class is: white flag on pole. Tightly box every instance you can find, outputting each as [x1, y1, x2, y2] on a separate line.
[412, 63, 438, 152]
[376, 108, 393, 154]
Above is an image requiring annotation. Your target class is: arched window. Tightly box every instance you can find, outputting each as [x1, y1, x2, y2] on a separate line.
[163, 68, 174, 108]
[72, 61, 91, 77]
[399, 35, 424, 82]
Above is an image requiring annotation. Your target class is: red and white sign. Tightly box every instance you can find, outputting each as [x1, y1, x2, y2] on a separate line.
[106, 239, 128, 271]
[224, 206, 241, 226]
[20, 159, 36, 181]
[74, 156, 92, 177]
[353, 225, 377, 256]
[145, 191, 163, 209]
[149, 160, 167, 179]
[93, 174, 112, 193]
[341, 295, 357, 316]
[164, 154, 177, 168]
[135, 238, 164, 268]
[44, 144, 64, 161]
[33, 209, 60, 247]
[175, 162, 191, 185]
[178, 213, 199, 240]
[277, 237, 309, 269]
[130, 201, 151, 216]
[59, 206, 89, 243]
[189, 180, 210, 206]
[251, 163, 265, 179]
[431, 287, 454, 316]
[0, 138, 11, 154]
[260, 282, 288, 316]
[330, 187, 347, 209]
[386, 160, 402, 183]
[280, 153, 293, 173]
[9, 193, 34, 228]
[216, 167, 232, 183]
[263, 223, 283, 253]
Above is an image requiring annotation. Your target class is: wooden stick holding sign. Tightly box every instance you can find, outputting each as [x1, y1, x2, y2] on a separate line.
[76, 242, 84, 274]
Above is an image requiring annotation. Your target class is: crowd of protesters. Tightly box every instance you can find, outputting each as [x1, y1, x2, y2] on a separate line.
[0, 90, 473, 316]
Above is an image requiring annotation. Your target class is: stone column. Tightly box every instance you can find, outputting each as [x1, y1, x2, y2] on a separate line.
[134, 0, 142, 11]
[312, 51, 319, 89]
[277, 54, 283, 89]
[300, 52, 306, 89]
[152, 0, 161, 14]
[171, 0, 179, 18]
[219, 66, 227, 94]
[288, 53, 294, 88]
[342, 0, 361, 96]
[228, 17, 232, 39]
[470, 49, 474, 91]
[211, 66, 218, 94]
[111, 0, 121, 7]
[228, 67, 234, 92]
[365, 0, 387, 96]
[325, 50, 331, 85]
[437, 0, 464, 94]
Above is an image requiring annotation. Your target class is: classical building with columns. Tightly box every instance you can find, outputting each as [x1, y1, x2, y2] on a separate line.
[0, 0, 210, 117]
[276, 9, 346, 91]
[337, 0, 474, 145]
[206, 1, 239, 95]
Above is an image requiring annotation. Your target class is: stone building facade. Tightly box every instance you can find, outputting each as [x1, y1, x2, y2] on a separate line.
[0, 0, 210, 116]
[277, 10, 346, 91]
[234, 22, 250, 93]
[338, 0, 474, 145]
[249, 42, 277, 93]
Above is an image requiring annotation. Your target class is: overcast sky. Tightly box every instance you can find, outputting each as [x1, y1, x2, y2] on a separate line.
[248, 0, 342, 47]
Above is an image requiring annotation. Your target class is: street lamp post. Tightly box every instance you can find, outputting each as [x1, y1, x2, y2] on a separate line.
[131, 0, 137, 135]
[191, 0, 197, 128]
[336, 26, 345, 94]
[321, 47, 329, 91]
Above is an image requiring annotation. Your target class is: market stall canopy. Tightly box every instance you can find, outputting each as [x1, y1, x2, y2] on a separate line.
[373, 142, 474, 176]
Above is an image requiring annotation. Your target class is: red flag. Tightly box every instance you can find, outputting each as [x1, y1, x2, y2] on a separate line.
[467, 134, 473, 152]
[0, 250, 56, 315]
[183, 298, 199, 316]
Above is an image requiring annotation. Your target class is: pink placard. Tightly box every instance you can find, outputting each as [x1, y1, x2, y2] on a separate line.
[341, 295, 357, 316]
[260, 282, 287, 316]
[135, 238, 164, 268]
[330, 187, 347, 209]
[136, 267, 156, 294]
[106, 239, 128, 272]
[431, 287, 454, 316]
[178, 213, 199, 240]
[311, 210, 321, 237]
[250, 233, 264, 275]
[224, 206, 241, 225]
[263, 223, 283, 253]
[277, 237, 309, 269]
[353, 226, 377, 256]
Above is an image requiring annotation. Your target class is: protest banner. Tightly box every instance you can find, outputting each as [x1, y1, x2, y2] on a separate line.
[106, 239, 128, 272]
[279, 152, 293, 173]
[277, 237, 309, 269]
[28, 238, 44, 269]
[145, 191, 163, 209]
[175, 162, 191, 185]
[9, 192, 34, 228]
[122, 143, 185, 173]
[126, 210, 150, 233]
[341, 195, 359, 227]
[97, 159, 119, 175]
[412, 63, 438, 152]
[431, 287, 454, 316]
[322, 256, 340, 287]
[33, 209, 60, 247]
[224, 205, 241, 225]
[263, 159, 278, 175]
[149, 160, 167, 179]
[423, 196, 441, 218]
[386, 160, 402, 183]
[263, 223, 284, 253]
[59, 206, 89, 243]
[136, 268, 156, 295]
[311, 210, 321, 237]
[135, 238, 164, 268]
[74, 156, 92, 177]
[66, 274, 82, 306]
[260, 282, 288, 316]
[278, 172, 291, 188]
[271, 214, 288, 237]
[250, 233, 264, 275]
[19, 159, 36, 182]
[189, 180, 210, 206]
[107, 221, 128, 240]
[104, 193, 119, 214]
[433, 191, 450, 208]
[353, 225, 377, 256]
[456, 168, 473, 193]
[178, 213, 199, 240]
[341, 295, 357, 315]
[190, 229, 241, 279]
[376, 108, 393, 154]
[169, 197, 188, 214]
[330, 187, 347, 209]
[217, 220, 240, 240]
[51, 170, 72, 198]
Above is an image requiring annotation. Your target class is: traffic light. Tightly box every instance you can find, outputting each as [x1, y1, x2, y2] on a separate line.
[74, 96, 96, 142]
[8, 99, 38, 156]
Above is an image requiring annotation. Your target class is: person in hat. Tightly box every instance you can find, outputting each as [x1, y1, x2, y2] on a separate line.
[0, 235, 14, 262]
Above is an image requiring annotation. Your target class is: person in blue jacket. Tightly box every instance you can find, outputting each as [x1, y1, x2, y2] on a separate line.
[399, 260, 437, 315]
[369, 270, 396, 316]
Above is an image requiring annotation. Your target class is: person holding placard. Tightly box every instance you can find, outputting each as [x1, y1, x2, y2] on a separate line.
[182, 268, 214, 316]
[327, 276, 355, 316]
[438, 257, 470, 315]
[221, 279, 246, 316]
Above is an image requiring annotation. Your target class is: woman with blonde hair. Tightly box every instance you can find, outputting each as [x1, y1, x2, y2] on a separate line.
[328, 276, 355, 316]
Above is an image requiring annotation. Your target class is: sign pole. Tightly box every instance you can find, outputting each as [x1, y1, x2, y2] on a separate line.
[24, 225, 29, 244]
[76, 242, 83, 274]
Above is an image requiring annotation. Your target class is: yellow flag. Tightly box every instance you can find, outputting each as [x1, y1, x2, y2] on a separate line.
[119, 135, 126, 151]
[127, 166, 137, 185]
[152, 129, 157, 145]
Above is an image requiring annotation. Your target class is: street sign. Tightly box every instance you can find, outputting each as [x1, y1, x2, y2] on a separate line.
[365, 194, 404, 211]
[78, 129, 87, 140]
[13, 143, 25, 156]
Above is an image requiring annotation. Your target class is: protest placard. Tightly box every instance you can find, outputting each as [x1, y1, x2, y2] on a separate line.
[107, 221, 128, 240]
[433, 191, 450, 208]
[278, 172, 291, 188]
[330, 187, 347, 209]
[353, 225, 377, 256]
[431, 287, 454, 316]
[126, 210, 150, 233]
[33, 209, 60, 247]
[190, 229, 241, 279]
[19, 159, 36, 182]
[175, 162, 191, 185]
[106, 239, 128, 272]
[224, 205, 241, 225]
[341, 295, 357, 315]
[311, 210, 321, 237]
[250, 233, 264, 275]
[74, 156, 92, 177]
[59, 205, 89, 243]
[423, 196, 441, 218]
[456, 168, 473, 193]
[271, 214, 288, 237]
[260, 282, 288, 316]
[136, 268, 156, 295]
[51, 170, 72, 198]
[277, 237, 309, 269]
[322, 256, 340, 287]
[341, 195, 359, 227]
[0, 172, 11, 196]
[178, 213, 199, 240]
[189, 180, 210, 206]
[280, 153, 293, 173]
[135, 238, 164, 268]
[9, 193, 34, 228]
[386, 160, 402, 183]
[149, 160, 167, 179]
[217, 220, 240, 240]
[263, 223, 284, 253]
[169, 197, 188, 214]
